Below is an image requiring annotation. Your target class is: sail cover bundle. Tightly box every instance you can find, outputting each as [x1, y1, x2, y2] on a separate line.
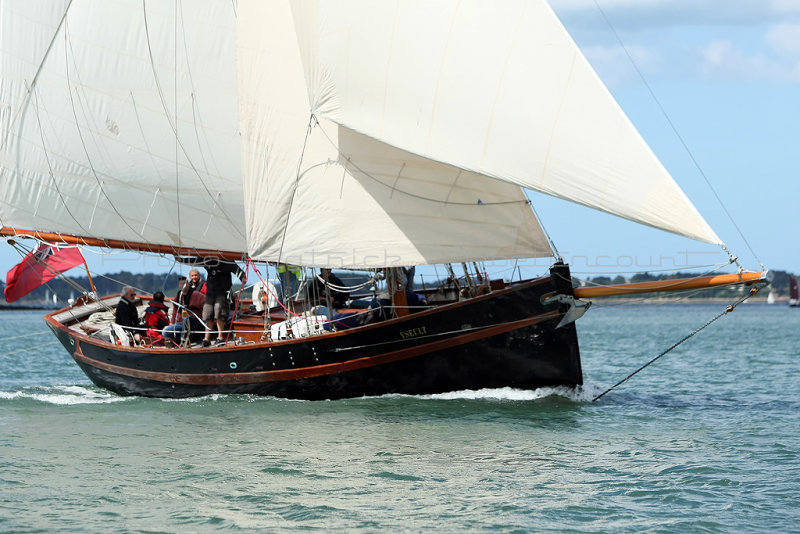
[1, 0, 722, 269]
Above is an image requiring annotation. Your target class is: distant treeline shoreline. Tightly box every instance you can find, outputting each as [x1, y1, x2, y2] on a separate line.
[1, 271, 183, 307]
[1, 268, 794, 307]
[577, 270, 794, 301]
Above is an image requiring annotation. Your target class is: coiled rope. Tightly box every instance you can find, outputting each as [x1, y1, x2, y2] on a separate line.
[592, 286, 761, 402]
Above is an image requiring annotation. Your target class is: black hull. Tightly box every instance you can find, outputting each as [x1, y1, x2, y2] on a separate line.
[45, 265, 583, 400]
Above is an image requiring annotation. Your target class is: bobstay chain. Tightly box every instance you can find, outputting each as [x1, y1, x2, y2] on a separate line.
[592, 285, 761, 402]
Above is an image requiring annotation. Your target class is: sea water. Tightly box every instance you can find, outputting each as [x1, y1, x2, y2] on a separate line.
[1, 303, 798, 532]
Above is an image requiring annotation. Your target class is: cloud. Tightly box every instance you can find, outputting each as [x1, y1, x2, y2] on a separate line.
[549, 0, 799, 30]
[548, 1, 800, 85]
[771, 0, 800, 14]
[699, 39, 800, 83]
[696, 23, 800, 83]
[766, 23, 800, 57]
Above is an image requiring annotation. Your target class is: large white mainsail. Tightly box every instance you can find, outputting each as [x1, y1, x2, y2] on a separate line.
[237, 0, 721, 267]
[0, 0, 245, 252]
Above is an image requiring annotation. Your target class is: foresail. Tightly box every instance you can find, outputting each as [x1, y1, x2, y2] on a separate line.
[237, 0, 552, 268]
[284, 0, 722, 247]
[0, 0, 245, 253]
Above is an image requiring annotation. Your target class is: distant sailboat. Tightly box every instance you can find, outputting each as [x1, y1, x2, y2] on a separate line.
[0, 0, 766, 399]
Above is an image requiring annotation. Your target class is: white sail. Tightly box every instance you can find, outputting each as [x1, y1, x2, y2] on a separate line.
[0, 0, 245, 252]
[237, 0, 721, 267]
[237, 1, 551, 267]
[2, 0, 724, 269]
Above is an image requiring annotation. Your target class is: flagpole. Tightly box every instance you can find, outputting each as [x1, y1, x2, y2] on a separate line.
[82, 259, 97, 294]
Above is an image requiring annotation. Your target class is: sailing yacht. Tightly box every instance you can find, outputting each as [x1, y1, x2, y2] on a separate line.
[0, 0, 766, 399]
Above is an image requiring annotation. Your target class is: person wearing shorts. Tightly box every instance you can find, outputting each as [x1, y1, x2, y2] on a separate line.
[174, 256, 244, 346]
[202, 291, 229, 337]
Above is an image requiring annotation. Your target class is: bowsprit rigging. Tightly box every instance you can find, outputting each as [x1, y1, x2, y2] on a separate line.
[590, 285, 764, 402]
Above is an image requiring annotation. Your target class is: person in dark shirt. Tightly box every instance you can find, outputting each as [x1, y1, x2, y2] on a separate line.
[175, 256, 244, 346]
[115, 286, 142, 343]
[309, 268, 349, 309]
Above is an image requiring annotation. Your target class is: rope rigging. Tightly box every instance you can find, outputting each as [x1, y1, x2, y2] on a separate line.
[140, 0, 244, 240]
[0, 331, 51, 342]
[591, 285, 761, 402]
[315, 121, 529, 207]
[2, 342, 61, 358]
[590, 0, 762, 270]
[63, 19, 153, 245]
[1, 0, 74, 150]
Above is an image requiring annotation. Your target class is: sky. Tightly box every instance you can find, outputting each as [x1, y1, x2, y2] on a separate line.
[1, 0, 799, 282]
[534, 0, 800, 277]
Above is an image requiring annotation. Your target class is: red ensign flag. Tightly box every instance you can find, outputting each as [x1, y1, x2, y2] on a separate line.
[4, 243, 86, 303]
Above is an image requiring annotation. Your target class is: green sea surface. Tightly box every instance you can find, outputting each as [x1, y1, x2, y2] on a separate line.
[1, 304, 798, 532]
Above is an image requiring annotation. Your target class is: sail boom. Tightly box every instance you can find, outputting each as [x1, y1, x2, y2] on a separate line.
[573, 272, 767, 299]
[1, 227, 245, 261]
